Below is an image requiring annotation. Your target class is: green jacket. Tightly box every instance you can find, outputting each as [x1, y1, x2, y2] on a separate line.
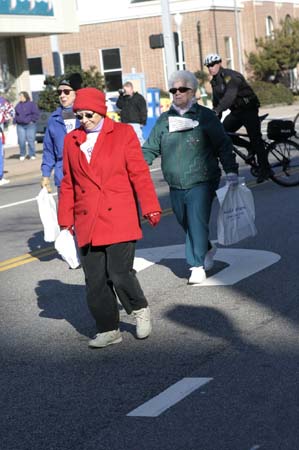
[143, 103, 238, 189]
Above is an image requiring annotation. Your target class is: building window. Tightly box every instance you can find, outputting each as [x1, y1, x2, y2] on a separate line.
[224, 37, 234, 69]
[28, 57, 43, 75]
[266, 16, 274, 38]
[63, 53, 81, 71]
[100, 48, 122, 92]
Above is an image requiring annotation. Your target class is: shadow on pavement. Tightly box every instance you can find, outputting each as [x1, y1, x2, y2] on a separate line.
[36, 279, 93, 337]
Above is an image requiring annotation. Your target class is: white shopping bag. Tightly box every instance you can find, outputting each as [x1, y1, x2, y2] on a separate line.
[36, 188, 60, 242]
[54, 229, 81, 269]
[216, 177, 257, 246]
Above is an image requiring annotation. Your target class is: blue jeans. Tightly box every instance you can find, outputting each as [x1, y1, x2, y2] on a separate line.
[16, 123, 37, 157]
[170, 180, 219, 267]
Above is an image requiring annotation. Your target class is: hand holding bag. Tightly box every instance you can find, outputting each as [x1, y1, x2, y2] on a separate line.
[216, 177, 257, 246]
[54, 229, 81, 269]
[36, 187, 60, 242]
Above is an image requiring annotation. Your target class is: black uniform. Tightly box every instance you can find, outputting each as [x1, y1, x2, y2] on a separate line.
[211, 67, 270, 177]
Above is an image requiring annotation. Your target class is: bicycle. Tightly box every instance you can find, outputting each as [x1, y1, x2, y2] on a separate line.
[293, 111, 299, 137]
[227, 113, 299, 187]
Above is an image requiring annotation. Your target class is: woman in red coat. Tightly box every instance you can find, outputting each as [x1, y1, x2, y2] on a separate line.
[58, 87, 161, 349]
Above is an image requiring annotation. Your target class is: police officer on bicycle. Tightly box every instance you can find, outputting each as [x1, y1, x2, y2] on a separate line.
[204, 53, 272, 183]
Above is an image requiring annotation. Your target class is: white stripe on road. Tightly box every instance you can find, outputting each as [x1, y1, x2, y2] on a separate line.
[0, 168, 161, 210]
[0, 192, 57, 210]
[127, 377, 212, 417]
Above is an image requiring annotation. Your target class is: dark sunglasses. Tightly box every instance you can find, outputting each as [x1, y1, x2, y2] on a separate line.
[75, 112, 95, 120]
[206, 61, 219, 68]
[169, 87, 192, 94]
[57, 89, 74, 96]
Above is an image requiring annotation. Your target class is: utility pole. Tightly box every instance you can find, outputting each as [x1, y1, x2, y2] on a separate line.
[211, 0, 219, 54]
[160, 0, 177, 87]
[50, 35, 62, 77]
[234, 0, 243, 73]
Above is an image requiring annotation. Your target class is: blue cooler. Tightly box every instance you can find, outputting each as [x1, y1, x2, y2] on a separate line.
[142, 88, 161, 142]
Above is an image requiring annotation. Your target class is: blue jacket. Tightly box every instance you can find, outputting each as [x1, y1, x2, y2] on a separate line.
[15, 101, 39, 125]
[41, 107, 80, 187]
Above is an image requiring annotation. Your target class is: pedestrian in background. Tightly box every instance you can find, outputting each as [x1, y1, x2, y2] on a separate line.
[0, 94, 15, 186]
[40, 73, 82, 194]
[58, 87, 161, 349]
[143, 70, 238, 285]
[14, 91, 40, 161]
[116, 81, 147, 145]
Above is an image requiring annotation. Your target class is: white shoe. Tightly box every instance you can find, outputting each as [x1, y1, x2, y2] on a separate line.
[0, 178, 10, 186]
[19, 156, 26, 161]
[88, 329, 122, 348]
[204, 244, 217, 271]
[188, 266, 206, 284]
[30, 156, 36, 160]
[132, 306, 152, 339]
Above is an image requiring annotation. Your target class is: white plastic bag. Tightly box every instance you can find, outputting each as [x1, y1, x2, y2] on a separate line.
[54, 229, 81, 269]
[36, 188, 60, 242]
[216, 177, 257, 246]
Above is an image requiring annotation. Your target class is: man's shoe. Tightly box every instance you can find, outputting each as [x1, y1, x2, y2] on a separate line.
[132, 307, 152, 339]
[30, 156, 36, 160]
[204, 244, 217, 271]
[188, 266, 206, 284]
[19, 156, 26, 161]
[256, 167, 274, 184]
[88, 329, 122, 348]
[0, 178, 10, 186]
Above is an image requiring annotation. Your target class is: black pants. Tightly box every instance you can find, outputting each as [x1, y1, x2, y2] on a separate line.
[79, 241, 148, 333]
[223, 108, 270, 170]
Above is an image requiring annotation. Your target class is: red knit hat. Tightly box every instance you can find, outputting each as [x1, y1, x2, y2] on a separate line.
[73, 87, 107, 116]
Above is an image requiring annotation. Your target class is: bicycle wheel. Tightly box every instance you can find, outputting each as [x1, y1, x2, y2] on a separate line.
[268, 139, 299, 186]
[294, 112, 299, 138]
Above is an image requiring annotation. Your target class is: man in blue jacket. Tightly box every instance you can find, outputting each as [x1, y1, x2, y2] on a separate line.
[41, 73, 82, 193]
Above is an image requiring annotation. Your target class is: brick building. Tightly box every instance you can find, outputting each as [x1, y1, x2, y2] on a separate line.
[25, 0, 299, 96]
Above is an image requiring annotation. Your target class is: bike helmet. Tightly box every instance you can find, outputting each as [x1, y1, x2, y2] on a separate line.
[204, 53, 222, 66]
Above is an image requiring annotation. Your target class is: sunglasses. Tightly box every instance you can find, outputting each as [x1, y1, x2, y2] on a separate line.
[206, 61, 219, 68]
[169, 87, 192, 94]
[57, 89, 74, 96]
[75, 112, 96, 120]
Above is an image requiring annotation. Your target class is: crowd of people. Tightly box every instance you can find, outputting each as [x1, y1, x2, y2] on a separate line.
[1, 55, 268, 349]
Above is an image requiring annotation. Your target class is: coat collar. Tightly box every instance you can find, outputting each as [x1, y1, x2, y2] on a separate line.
[70, 117, 115, 186]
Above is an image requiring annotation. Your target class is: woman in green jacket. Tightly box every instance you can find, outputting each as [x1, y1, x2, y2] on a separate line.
[143, 70, 238, 284]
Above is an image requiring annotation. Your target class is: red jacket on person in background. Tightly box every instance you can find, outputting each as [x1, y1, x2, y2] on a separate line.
[58, 116, 161, 248]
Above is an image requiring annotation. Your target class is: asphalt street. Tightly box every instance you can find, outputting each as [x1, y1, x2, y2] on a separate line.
[1, 106, 299, 450]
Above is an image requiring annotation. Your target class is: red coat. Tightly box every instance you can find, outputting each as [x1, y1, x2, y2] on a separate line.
[58, 117, 161, 248]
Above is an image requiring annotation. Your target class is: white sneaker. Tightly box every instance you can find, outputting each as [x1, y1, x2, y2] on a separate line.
[19, 156, 26, 161]
[88, 329, 122, 348]
[0, 178, 10, 186]
[30, 156, 36, 160]
[132, 306, 152, 339]
[204, 244, 217, 271]
[188, 266, 206, 284]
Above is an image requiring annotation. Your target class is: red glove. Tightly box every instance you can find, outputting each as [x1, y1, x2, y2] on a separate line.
[145, 211, 161, 227]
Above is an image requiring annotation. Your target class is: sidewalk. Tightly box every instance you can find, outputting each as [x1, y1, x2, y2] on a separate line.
[3, 142, 43, 183]
[2, 102, 299, 184]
